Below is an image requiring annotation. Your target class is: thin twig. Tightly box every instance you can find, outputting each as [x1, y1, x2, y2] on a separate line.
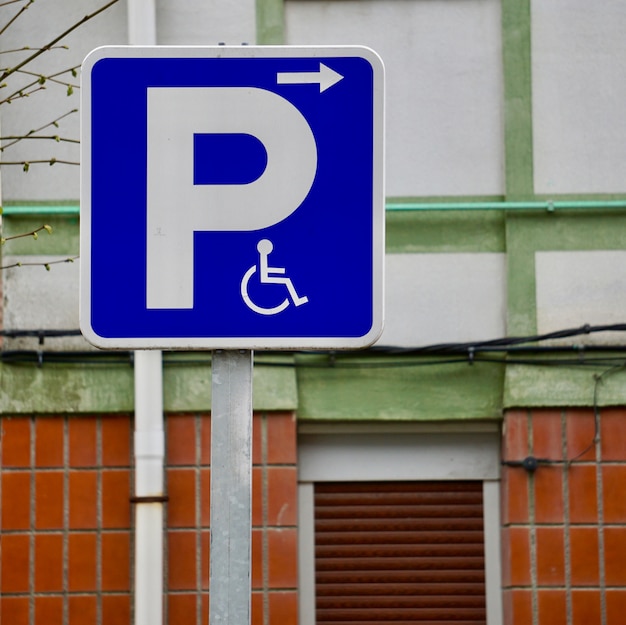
[0, 0, 28, 9]
[1, 158, 79, 168]
[0, 65, 79, 104]
[15, 68, 79, 90]
[0, 64, 80, 81]
[0, 45, 69, 55]
[1, 256, 78, 271]
[0, 0, 33, 38]
[1, 224, 52, 244]
[0, 83, 46, 105]
[1, 109, 77, 150]
[0, 135, 78, 144]
[0, 0, 120, 83]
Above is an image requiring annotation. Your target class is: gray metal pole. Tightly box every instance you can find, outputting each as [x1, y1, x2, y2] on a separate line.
[209, 350, 254, 625]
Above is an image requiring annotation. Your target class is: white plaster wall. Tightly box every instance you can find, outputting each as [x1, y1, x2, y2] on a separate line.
[0, 0, 127, 201]
[2, 251, 508, 351]
[156, 0, 256, 45]
[379, 253, 507, 347]
[285, 0, 505, 198]
[536, 251, 626, 345]
[532, 0, 626, 194]
[2, 255, 91, 350]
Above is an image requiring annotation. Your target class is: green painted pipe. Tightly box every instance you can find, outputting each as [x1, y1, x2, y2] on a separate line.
[2, 204, 79, 215]
[385, 200, 626, 212]
[3, 199, 626, 216]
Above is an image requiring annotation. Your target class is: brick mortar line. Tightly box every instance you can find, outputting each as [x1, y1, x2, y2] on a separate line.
[29, 416, 35, 625]
[2, 466, 133, 472]
[596, 409, 607, 625]
[262, 414, 270, 625]
[195, 412, 202, 625]
[1, 528, 134, 535]
[127, 472, 136, 623]
[2, 590, 132, 599]
[502, 522, 626, 529]
[96, 417, 103, 625]
[63, 416, 69, 625]
[3, 525, 295, 533]
[503, 584, 626, 591]
[528, 411, 538, 625]
[163, 462, 295, 469]
[0, 455, 566, 468]
[129, 464, 137, 624]
[13, 583, 626, 601]
[562, 409, 572, 625]
[163, 524, 297, 532]
[0, 419, 2, 624]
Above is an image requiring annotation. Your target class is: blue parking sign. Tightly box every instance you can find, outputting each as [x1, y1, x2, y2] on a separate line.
[80, 46, 384, 349]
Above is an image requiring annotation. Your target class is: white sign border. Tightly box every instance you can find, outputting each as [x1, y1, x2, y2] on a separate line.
[80, 45, 385, 350]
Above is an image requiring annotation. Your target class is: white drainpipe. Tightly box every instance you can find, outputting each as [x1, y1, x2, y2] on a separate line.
[133, 350, 165, 625]
[127, 3, 160, 625]
[127, 0, 157, 45]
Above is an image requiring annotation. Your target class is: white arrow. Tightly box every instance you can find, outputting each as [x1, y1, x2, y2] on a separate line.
[277, 63, 344, 93]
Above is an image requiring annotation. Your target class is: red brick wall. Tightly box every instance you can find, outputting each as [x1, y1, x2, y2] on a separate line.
[502, 408, 626, 625]
[0, 412, 298, 625]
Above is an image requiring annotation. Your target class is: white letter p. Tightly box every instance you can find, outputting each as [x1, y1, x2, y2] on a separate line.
[146, 87, 317, 309]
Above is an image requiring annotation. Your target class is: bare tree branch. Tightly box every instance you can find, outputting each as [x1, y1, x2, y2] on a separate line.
[1, 256, 78, 271]
[15, 67, 79, 90]
[0, 0, 33, 38]
[1, 158, 79, 169]
[0, 0, 29, 8]
[0, 44, 69, 55]
[1, 109, 77, 150]
[0, 223, 52, 244]
[0, 0, 120, 83]
[0, 82, 45, 104]
[0, 65, 81, 104]
[0, 134, 78, 144]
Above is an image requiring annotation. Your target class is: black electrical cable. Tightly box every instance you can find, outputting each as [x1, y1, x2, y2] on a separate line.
[6, 349, 626, 371]
[501, 362, 626, 471]
[374, 323, 626, 355]
[4, 323, 626, 369]
[0, 329, 82, 337]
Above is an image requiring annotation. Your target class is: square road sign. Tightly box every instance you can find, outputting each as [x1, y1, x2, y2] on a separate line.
[80, 46, 384, 349]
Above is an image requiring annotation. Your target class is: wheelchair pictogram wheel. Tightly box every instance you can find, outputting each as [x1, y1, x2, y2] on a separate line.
[240, 265, 290, 315]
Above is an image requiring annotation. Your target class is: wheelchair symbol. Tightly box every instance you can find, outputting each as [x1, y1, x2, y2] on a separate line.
[241, 239, 309, 315]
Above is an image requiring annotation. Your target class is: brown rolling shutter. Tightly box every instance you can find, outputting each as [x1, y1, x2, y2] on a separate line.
[314, 481, 486, 624]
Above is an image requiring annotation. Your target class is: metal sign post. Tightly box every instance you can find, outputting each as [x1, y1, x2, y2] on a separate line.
[209, 350, 254, 625]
